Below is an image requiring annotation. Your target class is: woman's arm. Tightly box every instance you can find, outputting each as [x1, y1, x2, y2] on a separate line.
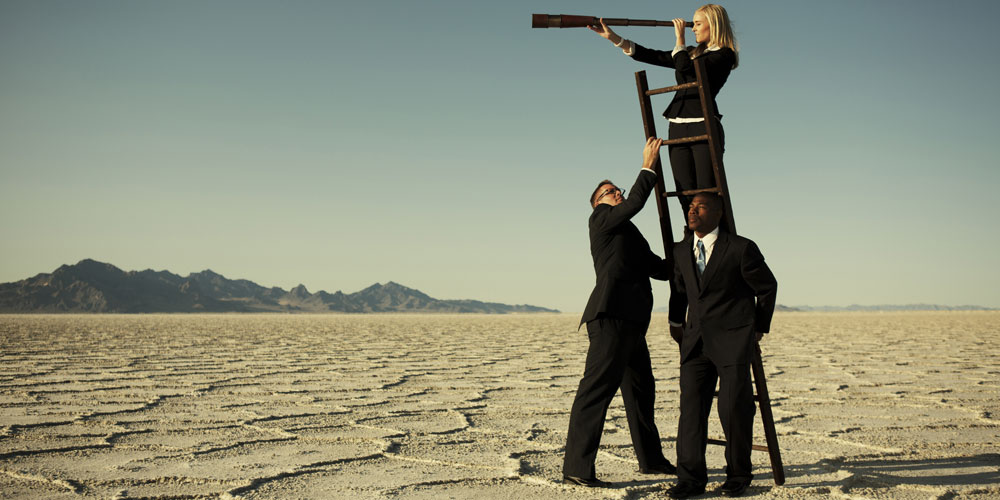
[674, 46, 735, 75]
[630, 43, 678, 68]
[629, 17, 689, 69]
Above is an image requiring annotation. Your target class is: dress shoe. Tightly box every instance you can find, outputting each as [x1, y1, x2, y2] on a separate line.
[666, 481, 705, 499]
[716, 479, 751, 497]
[639, 461, 677, 475]
[562, 475, 610, 488]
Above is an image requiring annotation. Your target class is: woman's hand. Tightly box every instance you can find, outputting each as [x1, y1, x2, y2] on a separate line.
[589, 18, 622, 45]
[672, 17, 687, 46]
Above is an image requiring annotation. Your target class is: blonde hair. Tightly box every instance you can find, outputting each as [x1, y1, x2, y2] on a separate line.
[691, 4, 739, 69]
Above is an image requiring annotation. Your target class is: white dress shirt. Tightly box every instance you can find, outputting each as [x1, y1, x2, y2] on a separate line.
[669, 226, 720, 327]
[693, 226, 719, 265]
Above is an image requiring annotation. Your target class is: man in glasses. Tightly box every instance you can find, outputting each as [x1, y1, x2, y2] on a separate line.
[563, 137, 677, 487]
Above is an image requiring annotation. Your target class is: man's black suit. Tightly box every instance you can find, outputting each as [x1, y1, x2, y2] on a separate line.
[668, 230, 777, 486]
[564, 169, 672, 479]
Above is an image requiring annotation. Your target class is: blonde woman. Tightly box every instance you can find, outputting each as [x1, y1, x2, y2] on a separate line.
[592, 4, 738, 215]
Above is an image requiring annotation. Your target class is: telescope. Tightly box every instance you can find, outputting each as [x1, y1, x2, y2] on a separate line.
[532, 14, 693, 29]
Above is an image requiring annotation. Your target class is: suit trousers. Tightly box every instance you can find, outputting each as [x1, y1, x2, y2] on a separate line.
[563, 316, 667, 478]
[667, 119, 725, 214]
[676, 340, 755, 485]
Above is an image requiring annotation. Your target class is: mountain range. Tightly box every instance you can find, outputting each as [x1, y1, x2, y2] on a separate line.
[786, 304, 996, 312]
[0, 259, 559, 314]
[657, 304, 996, 313]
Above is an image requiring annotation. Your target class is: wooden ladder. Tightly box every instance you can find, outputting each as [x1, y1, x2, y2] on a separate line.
[634, 60, 786, 486]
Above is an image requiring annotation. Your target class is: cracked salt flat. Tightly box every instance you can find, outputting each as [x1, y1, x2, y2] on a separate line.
[2, 312, 999, 499]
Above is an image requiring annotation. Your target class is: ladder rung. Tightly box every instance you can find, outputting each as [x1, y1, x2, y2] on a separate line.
[660, 134, 709, 146]
[707, 438, 771, 453]
[664, 187, 723, 198]
[647, 82, 699, 96]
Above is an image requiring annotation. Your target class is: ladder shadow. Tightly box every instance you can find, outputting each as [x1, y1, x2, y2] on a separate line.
[776, 453, 1000, 490]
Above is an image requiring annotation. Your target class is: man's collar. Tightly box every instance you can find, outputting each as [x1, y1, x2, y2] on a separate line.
[693, 226, 720, 247]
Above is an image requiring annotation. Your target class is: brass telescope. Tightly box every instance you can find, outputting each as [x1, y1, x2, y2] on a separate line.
[532, 14, 693, 29]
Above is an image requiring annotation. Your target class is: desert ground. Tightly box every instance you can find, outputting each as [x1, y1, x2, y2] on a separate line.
[1, 312, 998, 499]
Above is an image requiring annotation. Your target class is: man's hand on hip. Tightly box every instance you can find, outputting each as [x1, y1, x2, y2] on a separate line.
[669, 325, 683, 345]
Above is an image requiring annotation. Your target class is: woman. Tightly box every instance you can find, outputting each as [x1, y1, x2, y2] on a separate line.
[591, 4, 738, 214]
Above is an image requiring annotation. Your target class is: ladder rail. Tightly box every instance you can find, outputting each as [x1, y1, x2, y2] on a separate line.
[753, 344, 785, 485]
[692, 60, 737, 234]
[634, 71, 675, 262]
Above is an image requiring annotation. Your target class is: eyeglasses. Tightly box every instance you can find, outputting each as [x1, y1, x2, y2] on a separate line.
[597, 187, 624, 201]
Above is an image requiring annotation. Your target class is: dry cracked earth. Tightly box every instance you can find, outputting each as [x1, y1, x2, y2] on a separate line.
[1, 312, 998, 499]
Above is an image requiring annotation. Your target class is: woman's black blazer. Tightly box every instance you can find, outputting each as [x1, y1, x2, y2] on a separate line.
[630, 44, 735, 119]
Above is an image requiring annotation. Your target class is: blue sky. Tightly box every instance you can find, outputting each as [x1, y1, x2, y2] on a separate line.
[2, 0, 999, 312]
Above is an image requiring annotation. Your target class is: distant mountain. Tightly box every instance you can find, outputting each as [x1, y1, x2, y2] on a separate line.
[0, 259, 559, 314]
[655, 304, 994, 313]
[789, 304, 997, 312]
[775, 304, 802, 312]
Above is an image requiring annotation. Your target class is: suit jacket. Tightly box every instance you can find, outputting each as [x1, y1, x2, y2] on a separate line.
[580, 170, 670, 327]
[669, 230, 777, 366]
[630, 44, 735, 120]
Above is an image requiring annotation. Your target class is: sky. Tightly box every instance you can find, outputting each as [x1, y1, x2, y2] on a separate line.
[2, 0, 999, 313]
